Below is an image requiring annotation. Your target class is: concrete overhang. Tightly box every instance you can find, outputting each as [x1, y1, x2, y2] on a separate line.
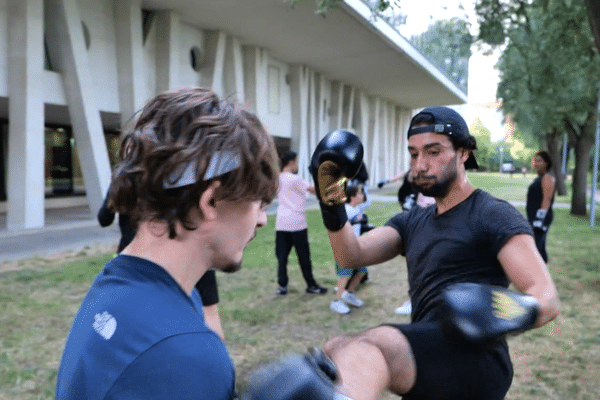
[141, 0, 467, 109]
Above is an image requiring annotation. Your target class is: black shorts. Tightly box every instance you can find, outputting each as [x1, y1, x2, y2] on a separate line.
[386, 322, 513, 400]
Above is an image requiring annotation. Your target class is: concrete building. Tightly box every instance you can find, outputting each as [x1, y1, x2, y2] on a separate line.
[0, 0, 466, 231]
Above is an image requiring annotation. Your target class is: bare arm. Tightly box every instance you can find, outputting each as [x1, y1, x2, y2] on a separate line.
[388, 173, 405, 183]
[328, 224, 402, 269]
[203, 304, 225, 340]
[498, 234, 559, 327]
[307, 185, 316, 194]
[540, 174, 555, 210]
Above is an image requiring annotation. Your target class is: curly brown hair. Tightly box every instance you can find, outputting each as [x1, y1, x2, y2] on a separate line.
[110, 87, 279, 238]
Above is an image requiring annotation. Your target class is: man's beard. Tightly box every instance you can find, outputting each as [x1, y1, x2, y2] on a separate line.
[219, 262, 241, 274]
[413, 155, 458, 198]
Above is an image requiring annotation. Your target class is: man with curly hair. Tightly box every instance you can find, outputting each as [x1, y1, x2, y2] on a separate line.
[56, 87, 280, 400]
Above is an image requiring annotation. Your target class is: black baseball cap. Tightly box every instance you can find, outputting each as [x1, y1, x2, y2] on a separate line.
[407, 106, 479, 170]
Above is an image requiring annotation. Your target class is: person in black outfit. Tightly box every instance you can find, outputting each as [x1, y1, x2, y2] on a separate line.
[311, 107, 559, 399]
[526, 151, 556, 263]
[97, 187, 136, 254]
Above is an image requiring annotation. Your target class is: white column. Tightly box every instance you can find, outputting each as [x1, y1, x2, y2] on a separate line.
[386, 104, 394, 177]
[370, 97, 381, 182]
[242, 45, 258, 111]
[398, 108, 412, 172]
[7, 0, 45, 230]
[381, 101, 390, 180]
[290, 65, 310, 181]
[308, 70, 317, 156]
[114, 0, 146, 127]
[346, 86, 355, 130]
[330, 81, 343, 131]
[155, 10, 180, 93]
[232, 37, 245, 101]
[391, 106, 401, 175]
[358, 90, 369, 169]
[46, 0, 111, 216]
[318, 74, 328, 139]
[211, 30, 227, 98]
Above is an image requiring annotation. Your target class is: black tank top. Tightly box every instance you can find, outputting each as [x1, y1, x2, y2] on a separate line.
[526, 173, 554, 224]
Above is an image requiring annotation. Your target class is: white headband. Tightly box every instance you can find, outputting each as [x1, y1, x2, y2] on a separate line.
[163, 150, 241, 189]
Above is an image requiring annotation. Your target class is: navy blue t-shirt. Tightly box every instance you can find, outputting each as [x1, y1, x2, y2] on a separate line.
[386, 189, 533, 323]
[56, 255, 235, 400]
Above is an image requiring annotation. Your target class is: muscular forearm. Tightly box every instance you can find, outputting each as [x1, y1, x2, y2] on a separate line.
[329, 225, 400, 270]
[527, 282, 560, 328]
[499, 234, 560, 328]
[328, 223, 363, 269]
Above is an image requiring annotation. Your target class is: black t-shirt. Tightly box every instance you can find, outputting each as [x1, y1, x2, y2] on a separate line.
[195, 269, 219, 306]
[386, 189, 533, 323]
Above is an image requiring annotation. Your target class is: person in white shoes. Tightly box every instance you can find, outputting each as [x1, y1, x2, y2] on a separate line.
[330, 185, 368, 314]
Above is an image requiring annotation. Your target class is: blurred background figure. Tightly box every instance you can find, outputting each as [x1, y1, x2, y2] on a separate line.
[275, 151, 328, 296]
[526, 151, 556, 263]
[330, 184, 370, 314]
[97, 184, 136, 254]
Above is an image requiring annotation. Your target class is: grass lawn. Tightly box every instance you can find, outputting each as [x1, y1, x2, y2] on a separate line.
[1, 173, 599, 399]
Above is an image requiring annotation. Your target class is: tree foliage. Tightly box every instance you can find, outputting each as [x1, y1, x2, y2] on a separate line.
[476, 0, 600, 215]
[409, 18, 473, 92]
[470, 118, 496, 170]
[507, 125, 538, 168]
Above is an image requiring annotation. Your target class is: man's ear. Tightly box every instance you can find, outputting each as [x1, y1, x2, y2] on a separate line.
[199, 181, 221, 220]
[458, 148, 470, 165]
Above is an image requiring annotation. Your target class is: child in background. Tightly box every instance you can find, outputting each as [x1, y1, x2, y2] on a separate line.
[330, 184, 369, 314]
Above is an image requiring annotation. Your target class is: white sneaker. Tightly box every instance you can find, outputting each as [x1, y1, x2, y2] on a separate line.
[395, 300, 412, 315]
[330, 300, 351, 314]
[341, 291, 364, 307]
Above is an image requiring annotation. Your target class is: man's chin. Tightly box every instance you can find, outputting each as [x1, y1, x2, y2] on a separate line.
[414, 182, 433, 195]
[416, 182, 447, 198]
[219, 262, 241, 273]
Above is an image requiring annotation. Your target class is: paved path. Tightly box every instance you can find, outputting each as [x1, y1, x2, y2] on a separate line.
[0, 190, 586, 263]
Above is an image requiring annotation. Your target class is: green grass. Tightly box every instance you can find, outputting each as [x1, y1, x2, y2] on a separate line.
[1, 173, 599, 399]
[467, 171, 597, 205]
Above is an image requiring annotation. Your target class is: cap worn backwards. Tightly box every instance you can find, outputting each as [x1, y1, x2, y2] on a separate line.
[407, 106, 479, 170]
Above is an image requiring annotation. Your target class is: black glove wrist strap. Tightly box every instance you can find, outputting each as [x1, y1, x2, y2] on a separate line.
[320, 202, 348, 232]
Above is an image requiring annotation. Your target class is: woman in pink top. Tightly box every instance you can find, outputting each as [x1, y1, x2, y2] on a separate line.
[275, 151, 328, 296]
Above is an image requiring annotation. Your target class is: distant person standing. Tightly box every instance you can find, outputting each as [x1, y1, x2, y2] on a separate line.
[330, 184, 369, 314]
[275, 151, 328, 295]
[526, 151, 556, 262]
[97, 185, 136, 254]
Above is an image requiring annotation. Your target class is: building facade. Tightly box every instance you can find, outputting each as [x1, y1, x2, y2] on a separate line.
[0, 0, 466, 230]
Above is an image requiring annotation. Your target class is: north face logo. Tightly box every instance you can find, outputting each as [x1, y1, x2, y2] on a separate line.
[93, 311, 117, 340]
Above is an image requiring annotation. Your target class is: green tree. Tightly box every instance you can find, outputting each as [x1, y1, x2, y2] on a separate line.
[476, 0, 600, 215]
[507, 125, 538, 170]
[409, 18, 473, 92]
[470, 118, 496, 170]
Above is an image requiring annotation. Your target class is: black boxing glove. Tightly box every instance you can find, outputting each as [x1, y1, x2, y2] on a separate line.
[377, 180, 388, 189]
[310, 130, 364, 231]
[243, 348, 351, 400]
[441, 283, 539, 345]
